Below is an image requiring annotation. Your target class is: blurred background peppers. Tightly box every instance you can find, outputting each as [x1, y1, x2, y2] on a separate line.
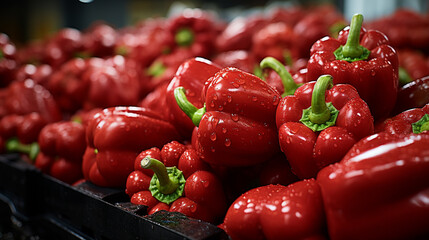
[307, 13, 399, 120]
[35, 121, 86, 184]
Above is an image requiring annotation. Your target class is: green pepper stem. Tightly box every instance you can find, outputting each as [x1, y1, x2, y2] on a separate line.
[175, 28, 194, 47]
[412, 114, 429, 134]
[147, 61, 166, 77]
[141, 157, 178, 195]
[174, 87, 206, 127]
[309, 75, 333, 124]
[399, 67, 413, 85]
[260, 57, 301, 97]
[300, 75, 339, 132]
[6, 138, 39, 161]
[343, 14, 364, 58]
[334, 14, 370, 62]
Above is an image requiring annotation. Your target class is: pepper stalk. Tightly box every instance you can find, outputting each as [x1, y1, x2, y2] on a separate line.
[5, 138, 39, 161]
[174, 86, 206, 127]
[334, 13, 370, 62]
[300, 75, 339, 131]
[141, 156, 186, 204]
[259, 57, 302, 97]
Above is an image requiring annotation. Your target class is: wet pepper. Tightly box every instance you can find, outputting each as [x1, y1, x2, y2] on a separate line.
[306, 14, 399, 120]
[377, 103, 429, 136]
[175, 67, 281, 167]
[165, 57, 221, 139]
[317, 132, 429, 240]
[222, 179, 326, 240]
[393, 76, 429, 115]
[82, 106, 181, 187]
[34, 121, 86, 184]
[277, 75, 374, 179]
[126, 141, 226, 224]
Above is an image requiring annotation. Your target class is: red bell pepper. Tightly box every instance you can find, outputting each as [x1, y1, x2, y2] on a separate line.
[126, 141, 226, 224]
[293, 5, 347, 59]
[252, 22, 298, 64]
[212, 50, 257, 74]
[140, 48, 195, 97]
[267, 5, 306, 27]
[175, 67, 281, 167]
[366, 8, 429, 52]
[47, 57, 103, 113]
[14, 63, 53, 87]
[165, 57, 221, 139]
[0, 79, 62, 155]
[138, 82, 170, 121]
[115, 18, 171, 69]
[1, 113, 43, 160]
[317, 132, 429, 240]
[215, 14, 267, 53]
[377, 103, 429, 136]
[42, 28, 84, 69]
[166, 8, 220, 58]
[82, 106, 181, 187]
[307, 13, 399, 120]
[48, 56, 141, 113]
[393, 76, 429, 115]
[0, 33, 18, 87]
[277, 75, 374, 179]
[1, 113, 46, 146]
[80, 55, 141, 110]
[222, 179, 326, 240]
[2, 79, 62, 123]
[34, 121, 86, 184]
[82, 23, 117, 58]
[397, 49, 429, 84]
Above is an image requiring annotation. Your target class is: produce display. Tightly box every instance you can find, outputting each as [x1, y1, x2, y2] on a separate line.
[1, 3, 429, 240]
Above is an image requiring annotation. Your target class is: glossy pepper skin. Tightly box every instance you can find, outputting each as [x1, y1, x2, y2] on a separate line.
[393, 76, 429, 115]
[126, 141, 226, 224]
[222, 179, 326, 240]
[377, 103, 429, 136]
[307, 14, 399, 120]
[212, 50, 257, 74]
[317, 132, 429, 240]
[35, 121, 86, 184]
[277, 75, 374, 179]
[175, 67, 281, 167]
[82, 106, 181, 187]
[165, 57, 221, 139]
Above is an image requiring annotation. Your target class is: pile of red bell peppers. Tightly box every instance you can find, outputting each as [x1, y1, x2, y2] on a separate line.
[1, 3, 429, 239]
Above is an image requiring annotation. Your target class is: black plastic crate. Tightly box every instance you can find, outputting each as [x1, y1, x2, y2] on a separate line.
[0, 155, 229, 240]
